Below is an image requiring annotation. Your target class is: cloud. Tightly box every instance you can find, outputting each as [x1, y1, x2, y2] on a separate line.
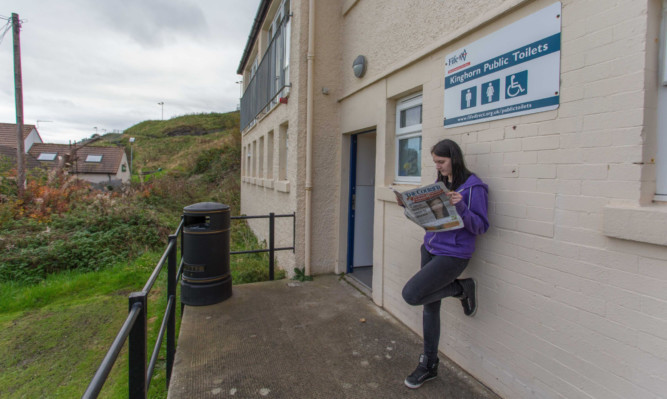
[93, 0, 210, 48]
[0, 0, 260, 143]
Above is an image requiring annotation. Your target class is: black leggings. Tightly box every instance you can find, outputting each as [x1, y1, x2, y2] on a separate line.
[402, 245, 469, 360]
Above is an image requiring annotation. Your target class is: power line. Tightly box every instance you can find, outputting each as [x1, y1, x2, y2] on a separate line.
[0, 18, 11, 45]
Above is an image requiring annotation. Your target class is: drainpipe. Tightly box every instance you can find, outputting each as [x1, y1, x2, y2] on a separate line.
[304, 0, 315, 276]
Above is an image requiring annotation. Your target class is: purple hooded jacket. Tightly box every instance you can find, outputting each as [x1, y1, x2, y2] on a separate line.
[423, 174, 489, 259]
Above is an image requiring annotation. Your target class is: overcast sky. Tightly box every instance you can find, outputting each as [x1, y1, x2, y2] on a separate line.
[0, 0, 260, 143]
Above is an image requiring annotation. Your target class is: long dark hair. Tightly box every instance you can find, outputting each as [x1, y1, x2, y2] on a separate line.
[431, 139, 472, 190]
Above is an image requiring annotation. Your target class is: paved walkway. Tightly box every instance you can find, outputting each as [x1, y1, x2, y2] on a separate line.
[168, 274, 500, 399]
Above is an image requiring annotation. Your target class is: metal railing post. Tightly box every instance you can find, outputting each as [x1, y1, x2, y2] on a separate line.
[180, 217, 185, 317]
[269, 212, 275, 281]
[167, 234, 177, 385]
[128, 292, 147, 399]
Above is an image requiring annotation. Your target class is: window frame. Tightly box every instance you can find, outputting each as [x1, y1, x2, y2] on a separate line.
[394, 93, 423, 184]
[85, 155, 103, 163]
[37, 152, 57, 161]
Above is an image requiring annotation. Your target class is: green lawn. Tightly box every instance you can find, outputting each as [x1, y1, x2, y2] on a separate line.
[0, 252, 177, 398]
[0, 223, 286, 399]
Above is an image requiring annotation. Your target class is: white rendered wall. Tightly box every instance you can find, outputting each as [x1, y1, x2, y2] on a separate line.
[339, 0, 667, 398]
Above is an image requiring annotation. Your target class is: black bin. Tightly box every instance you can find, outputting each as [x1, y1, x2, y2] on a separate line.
[180, 202, 232, 306]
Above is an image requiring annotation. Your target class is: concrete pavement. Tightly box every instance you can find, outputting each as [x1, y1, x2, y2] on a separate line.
[168, 274, 500, 398]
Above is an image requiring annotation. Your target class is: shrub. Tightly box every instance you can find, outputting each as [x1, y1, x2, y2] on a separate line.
[0, 193, 169, 284]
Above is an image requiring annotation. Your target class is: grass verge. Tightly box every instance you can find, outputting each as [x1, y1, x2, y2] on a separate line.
[0, 252, 176, 398]
[0, 221, 286, 398]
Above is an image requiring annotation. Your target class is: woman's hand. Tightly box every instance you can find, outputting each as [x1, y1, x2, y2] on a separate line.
[446, 191, 463, 206]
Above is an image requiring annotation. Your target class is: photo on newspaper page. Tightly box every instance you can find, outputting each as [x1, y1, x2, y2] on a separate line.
[392, 182, 464, 232]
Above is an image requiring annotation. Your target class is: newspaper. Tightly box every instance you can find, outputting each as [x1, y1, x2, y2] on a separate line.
[392, 182, 464, 232]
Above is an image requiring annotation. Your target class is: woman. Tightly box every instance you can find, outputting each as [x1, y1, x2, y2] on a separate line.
[401, 139, 489, 389]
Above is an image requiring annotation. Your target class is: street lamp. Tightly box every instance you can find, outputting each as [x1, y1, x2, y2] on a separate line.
[129, 137, 135, 175]
[157, 102, 164, 120]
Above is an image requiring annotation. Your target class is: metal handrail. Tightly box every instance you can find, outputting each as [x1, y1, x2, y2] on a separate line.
[83, 220, 184, 399]
[83, 211, 295, 397]
[146, 295, 175, 390]
[143, 238, 177, 293]
[82, 303, 142, 398]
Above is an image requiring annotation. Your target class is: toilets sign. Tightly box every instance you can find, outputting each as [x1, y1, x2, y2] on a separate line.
[444, 2, 561, 127]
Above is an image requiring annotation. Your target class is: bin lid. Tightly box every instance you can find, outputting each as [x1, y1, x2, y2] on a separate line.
[183, 202, 230, 214]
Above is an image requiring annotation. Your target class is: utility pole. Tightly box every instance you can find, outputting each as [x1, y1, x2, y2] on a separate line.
[158, 102, 164, 120]
[12, 13, 25, 198]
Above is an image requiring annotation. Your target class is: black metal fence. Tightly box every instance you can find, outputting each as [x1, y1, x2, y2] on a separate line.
[231, 212, 295, 280]
[82, 211, 295, 398]
[83, 218, 183, 398]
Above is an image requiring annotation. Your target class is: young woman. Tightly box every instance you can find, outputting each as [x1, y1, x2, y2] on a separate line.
[401, 138, 489, 389]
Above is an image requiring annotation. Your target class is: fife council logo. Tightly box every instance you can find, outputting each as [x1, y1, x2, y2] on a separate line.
[446, 49, 468, 67]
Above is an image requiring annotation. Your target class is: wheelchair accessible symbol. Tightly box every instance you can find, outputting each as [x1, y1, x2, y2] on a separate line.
[505, 70, 528, 99]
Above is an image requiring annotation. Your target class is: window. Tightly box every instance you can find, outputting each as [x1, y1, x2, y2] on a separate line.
[267, 130, 274, 179]
[278, 123, 288, 180]
[268, 0, 290, 106]
[37, 152, 57, 161]
[246, 144, 252, 177]
[395, 94, 423, 183]
[259, 136, 265, 178]
[242, 147, 246, 176]
[252, 141, 257, 177]
[239, 0, 291, 131]
[250, 57, 259, 79]
[85, 155, 103, 163]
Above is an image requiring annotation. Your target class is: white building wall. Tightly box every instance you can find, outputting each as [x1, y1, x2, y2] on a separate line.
[240, 0, 343, 275]
[77, 173, 114, 184]
[240, 103, 299, 273]
[24, 128, 42, 152]
[338, 0, 667, 398]
[115, 153, 131, 183]
[240, 0, 309, 274]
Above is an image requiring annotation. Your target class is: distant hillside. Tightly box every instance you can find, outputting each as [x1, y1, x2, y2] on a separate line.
[118, 111, 241, 175]
[124, 112, 239, 138]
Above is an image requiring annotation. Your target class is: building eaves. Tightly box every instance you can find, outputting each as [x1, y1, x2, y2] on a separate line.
[237, 0, 272, 75]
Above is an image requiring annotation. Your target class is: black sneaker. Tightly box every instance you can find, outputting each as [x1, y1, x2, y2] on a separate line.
[457, 278, 477, 316]
[404, 354, 439, 389]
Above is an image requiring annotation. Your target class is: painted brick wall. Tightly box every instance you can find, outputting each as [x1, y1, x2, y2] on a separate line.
[373, 0, 667, 398]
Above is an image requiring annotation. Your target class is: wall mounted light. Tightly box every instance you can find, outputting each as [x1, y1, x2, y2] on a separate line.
[353, 55, 367, 78]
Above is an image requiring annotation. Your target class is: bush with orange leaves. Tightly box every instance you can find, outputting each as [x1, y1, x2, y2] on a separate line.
[0, 168, 168, 284]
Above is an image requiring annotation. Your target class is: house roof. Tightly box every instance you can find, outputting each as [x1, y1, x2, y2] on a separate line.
[0, 145, 43, 169]
[237, 0, 272, 75]
[0, 123, 39, 148]
[28, 143, 126, 174]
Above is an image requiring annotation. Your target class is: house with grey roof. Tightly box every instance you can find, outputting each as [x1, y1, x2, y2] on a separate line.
[29, 143, 130, 185]
[0, 123, 43, 152]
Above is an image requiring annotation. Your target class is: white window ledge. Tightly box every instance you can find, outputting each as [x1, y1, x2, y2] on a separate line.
[243, 177, 289, 192]
[603, 203, 667, 246]
[275, 180, 290, 192]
